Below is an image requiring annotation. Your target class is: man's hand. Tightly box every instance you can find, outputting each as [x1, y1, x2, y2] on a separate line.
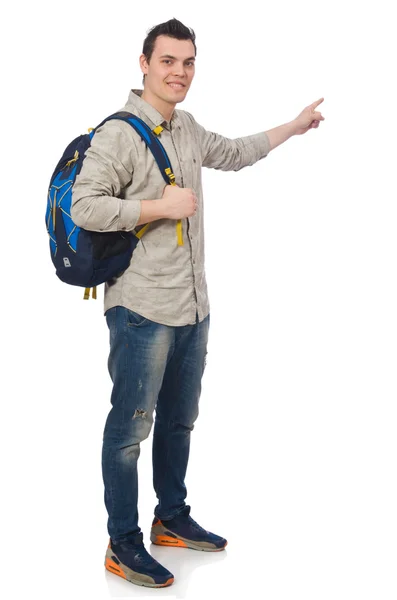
[135, 185, 197, 227]
[293, 98, 325, 135]
[161, 184, 198, 220]
[265, 98, 325, 150]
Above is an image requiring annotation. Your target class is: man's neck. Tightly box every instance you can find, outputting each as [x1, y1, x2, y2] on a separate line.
[141, 87, 175, 123]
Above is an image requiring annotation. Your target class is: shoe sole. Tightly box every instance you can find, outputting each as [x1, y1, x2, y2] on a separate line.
[150, 521, 228, 552]
[104, 547, 174, 588]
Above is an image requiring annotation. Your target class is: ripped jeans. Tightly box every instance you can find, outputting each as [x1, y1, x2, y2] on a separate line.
[102, 306, 209, 543]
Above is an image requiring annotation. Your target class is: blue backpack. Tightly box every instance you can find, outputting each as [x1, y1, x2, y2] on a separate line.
[46, 111, 178, 299]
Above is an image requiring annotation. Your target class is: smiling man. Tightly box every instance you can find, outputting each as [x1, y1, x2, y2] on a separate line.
[71, 18, 324, 589]
[141, 42, 196, 115]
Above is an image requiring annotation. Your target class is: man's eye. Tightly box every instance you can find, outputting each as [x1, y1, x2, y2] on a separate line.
[162, 60, 195, 66]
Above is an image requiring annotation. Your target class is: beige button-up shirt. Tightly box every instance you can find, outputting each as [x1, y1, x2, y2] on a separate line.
[71, 89, 271, 326]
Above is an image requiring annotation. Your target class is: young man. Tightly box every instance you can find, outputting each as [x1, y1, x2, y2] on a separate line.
[71, 18, 324, 589]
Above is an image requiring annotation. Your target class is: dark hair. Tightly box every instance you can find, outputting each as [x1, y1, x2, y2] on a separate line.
[141, 18, 197, 85]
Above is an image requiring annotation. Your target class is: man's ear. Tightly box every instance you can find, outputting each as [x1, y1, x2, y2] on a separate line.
[139, 54, 148, 76]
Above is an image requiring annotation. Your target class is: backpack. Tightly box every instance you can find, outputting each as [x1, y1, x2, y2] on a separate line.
[46, 111, 180, 299]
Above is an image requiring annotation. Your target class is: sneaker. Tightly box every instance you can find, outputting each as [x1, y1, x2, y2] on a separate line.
[150, 505, 228, 552]
[105, 533, 174, 587]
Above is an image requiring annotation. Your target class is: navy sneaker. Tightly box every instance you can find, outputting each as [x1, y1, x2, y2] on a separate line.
[105, 533, 174, 587]
[150, 505, 227, 552]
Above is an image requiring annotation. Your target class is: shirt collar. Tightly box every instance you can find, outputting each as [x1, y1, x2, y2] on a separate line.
[124, 89, 178, 130]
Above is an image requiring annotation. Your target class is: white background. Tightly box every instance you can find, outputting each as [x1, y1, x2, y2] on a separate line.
[1, 0, 396, 598]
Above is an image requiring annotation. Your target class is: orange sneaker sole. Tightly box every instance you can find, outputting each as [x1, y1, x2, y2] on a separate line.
[152, 534, 188, 548]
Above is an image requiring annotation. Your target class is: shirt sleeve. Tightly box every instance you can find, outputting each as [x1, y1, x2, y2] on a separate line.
[184, 111, 271, 171]
[71, 120, 142, 232]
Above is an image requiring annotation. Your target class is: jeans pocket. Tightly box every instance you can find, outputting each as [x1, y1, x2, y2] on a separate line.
[126, 308, 148, 328]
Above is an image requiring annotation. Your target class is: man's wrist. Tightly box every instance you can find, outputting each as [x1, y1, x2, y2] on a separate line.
[265, 120, 298, 151]
[288, 120, 300, 136]
[136, 198, 168, 226]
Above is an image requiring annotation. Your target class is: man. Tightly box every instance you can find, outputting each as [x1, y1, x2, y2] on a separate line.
[71, 18, 324, 589]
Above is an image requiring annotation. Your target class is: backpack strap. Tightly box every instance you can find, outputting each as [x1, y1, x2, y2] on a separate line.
[84, 286, 97, 300]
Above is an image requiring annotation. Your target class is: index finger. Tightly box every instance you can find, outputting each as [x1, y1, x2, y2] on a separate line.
[312, 97, 324, 107]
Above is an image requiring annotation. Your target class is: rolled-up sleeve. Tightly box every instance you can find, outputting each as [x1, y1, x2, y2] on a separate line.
[185, 111, 271, 171]
[71, 120, 141, 232]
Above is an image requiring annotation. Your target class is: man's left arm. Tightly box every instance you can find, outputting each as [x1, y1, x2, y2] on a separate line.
[186, 98, 325, 171]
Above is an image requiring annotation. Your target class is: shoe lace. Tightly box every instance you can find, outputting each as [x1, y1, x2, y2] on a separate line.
[117, 536, 156, 568]
[188, 515, 208, 534]
[133, 545, 156, 567]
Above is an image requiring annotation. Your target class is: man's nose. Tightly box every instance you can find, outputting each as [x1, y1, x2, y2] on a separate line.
[172, 64, 186, 77]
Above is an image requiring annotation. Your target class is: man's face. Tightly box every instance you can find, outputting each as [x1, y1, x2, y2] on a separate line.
[140, 35, 196, 105]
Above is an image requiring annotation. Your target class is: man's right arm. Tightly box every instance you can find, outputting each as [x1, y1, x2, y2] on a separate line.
[71, 119, 196, 231]
[71, 120, 166, 232]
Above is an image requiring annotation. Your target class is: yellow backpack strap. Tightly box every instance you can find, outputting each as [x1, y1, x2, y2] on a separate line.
[135, 223, 150, 239]
[164, 168, 183, 246]
[152, 128, 183, 247]
[83, 286, 97, 300]
[176, 221, 183, 246]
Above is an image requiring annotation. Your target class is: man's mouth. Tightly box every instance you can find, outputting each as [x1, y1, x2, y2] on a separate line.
[167, 83, 185, 89]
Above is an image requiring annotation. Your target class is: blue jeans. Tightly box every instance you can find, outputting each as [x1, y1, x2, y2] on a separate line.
[102, 306, 210, 543]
